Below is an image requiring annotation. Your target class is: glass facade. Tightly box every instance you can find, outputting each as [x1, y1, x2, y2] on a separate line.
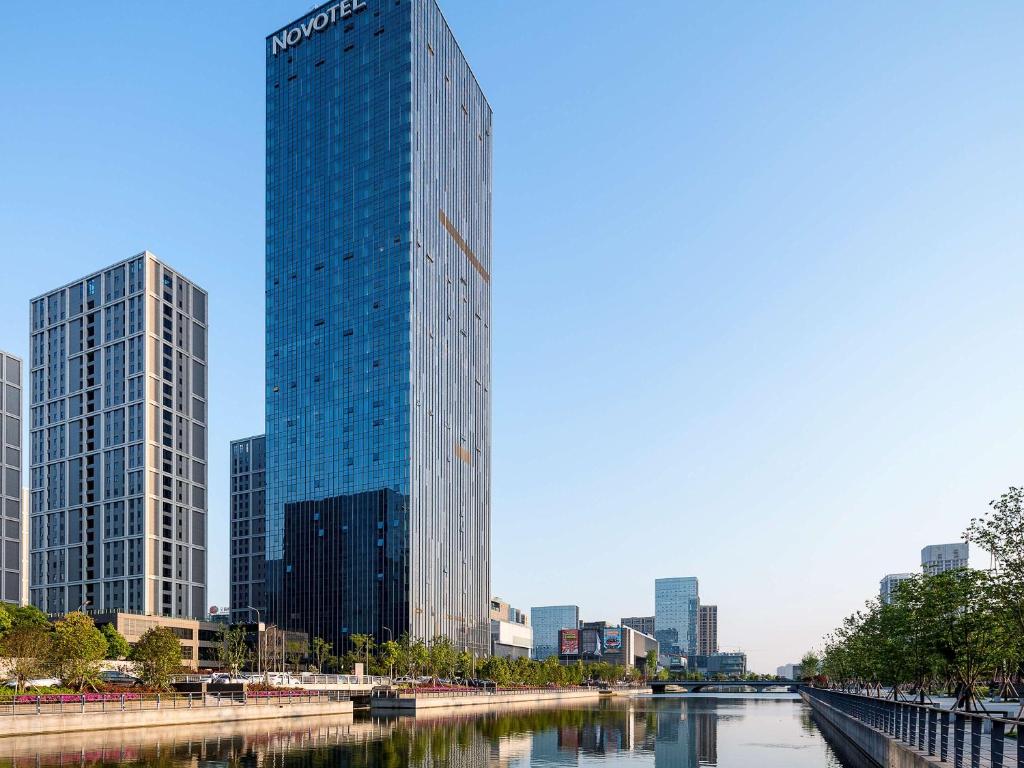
[229, 435, 266, 624]
[0, 351, 23, 603]
[28, 253, 208, 618]
[530, 605, 579, 661]
[655, 577, 699, 657]
[265, 0, 492, 655]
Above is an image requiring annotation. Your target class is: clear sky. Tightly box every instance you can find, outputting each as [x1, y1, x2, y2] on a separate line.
[2, 1, 1021, 673]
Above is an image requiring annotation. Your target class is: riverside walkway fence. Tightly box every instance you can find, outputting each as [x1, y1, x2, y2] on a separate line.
[0, 690, 350, 717]
[804, 687, 1023, 768]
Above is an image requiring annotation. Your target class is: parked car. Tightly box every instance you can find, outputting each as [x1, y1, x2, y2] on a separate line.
[98, 670, 143, 686]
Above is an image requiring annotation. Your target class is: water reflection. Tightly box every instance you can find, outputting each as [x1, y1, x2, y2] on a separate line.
[0, 696, 860, 767]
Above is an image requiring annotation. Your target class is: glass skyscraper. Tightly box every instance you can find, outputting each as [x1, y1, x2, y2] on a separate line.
[655, 577, 700, 657]
[530, 605, 579, 660]
[265, 0, 492, 654]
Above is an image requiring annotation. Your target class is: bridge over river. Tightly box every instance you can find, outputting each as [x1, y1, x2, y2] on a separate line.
[649, 679, 800, 694]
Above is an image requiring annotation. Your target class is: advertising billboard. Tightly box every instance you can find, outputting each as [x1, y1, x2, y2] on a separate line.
[580, 628, 603, 657]
[559, 629, 579, 656]
[604, 626, 622, 650]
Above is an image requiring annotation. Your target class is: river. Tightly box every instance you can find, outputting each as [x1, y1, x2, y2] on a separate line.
[0, 693, 870, 767]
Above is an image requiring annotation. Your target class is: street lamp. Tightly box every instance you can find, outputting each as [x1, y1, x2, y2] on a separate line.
[247, 607, 262, 676]
[78, 599, 91, 612]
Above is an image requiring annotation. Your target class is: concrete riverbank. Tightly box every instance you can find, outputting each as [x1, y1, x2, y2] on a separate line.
[0, 697, 354, 738]
[371, 688, 602, 713]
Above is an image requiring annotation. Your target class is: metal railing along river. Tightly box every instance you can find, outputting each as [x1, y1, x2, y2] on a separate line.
[0, 690, 350, 717]
[372, 686, 593, 700]
[804, 687, 1023, 768]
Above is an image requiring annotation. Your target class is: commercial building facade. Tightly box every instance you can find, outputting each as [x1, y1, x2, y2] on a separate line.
[490, 597, 532, 659]
[621, 615, 655, 637]
[0, 352, 23, 604]
[655, 577, 699, 657]
[921, 543, 969, 575]
[264, 0, 492, 655]
[556, 621, 658, 670]
[229, 434, 266, 624]
[690, 651, 747, 679]
[697, 604, 718, 656]
[531, 605, 579, 660]
[29, 253, 208, 617]
[91, 610, 222, 670]
[879, 572, 915, 604]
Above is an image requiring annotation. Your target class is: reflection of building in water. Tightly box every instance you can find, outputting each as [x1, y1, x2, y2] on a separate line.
[491, 734, 532, 767]
[696, 708, 719, 765]
[655, 702, 698, 768]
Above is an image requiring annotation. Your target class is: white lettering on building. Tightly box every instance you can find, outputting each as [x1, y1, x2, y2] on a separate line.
[271, 0, 367, 56]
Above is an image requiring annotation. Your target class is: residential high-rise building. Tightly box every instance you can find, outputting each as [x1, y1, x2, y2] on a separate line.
[531, 605, 579, 660]
[0, 351, 23, 604]
[264, 0, 492, 655]
[921, 543, 969, 575]
[655, 577, 700, 657]
[880, 572, 915, 604]
[622, 615, 655, 637]
[697, 604, 718, 655]
[230, 435, 266, 624]
[29, 253, 208, 617]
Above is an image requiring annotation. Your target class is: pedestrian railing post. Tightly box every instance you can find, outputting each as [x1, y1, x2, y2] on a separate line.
[954, 712, 965, 768]
[940, 712, 949, 761]
[36, 696, 41, 715]
[990, 720, 1004, 768]
[918, 707, 926, 751]
[910, 705, 917, 746]
[970, 716, 981, 768]
[927, 708, 937, 756]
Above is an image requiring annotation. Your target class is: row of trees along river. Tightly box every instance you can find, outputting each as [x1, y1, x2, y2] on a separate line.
[801, 486, 1024, 711]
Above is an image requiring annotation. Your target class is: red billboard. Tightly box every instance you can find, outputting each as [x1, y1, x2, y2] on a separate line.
[559, 628, 579, 655]
[605, 627, 622, 650]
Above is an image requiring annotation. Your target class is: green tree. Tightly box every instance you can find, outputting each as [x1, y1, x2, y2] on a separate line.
[644, 650, 658, 680]
[101, 623, 131, 660]
[312, 636, 333, 674]
[130, 627, 182, 690]
[0, 602, 13, 636]
[409, 639, 429, 680]
[350, 633, 376, 673]
[799, 651, 820, 681]
[1, 625, 51, 692]
[49, 612, 107, 691]
[218, 626, 251, 675]
[428, 636, 456, 681]
[8, 604, 50, 630]
[454, 649, 474, 681]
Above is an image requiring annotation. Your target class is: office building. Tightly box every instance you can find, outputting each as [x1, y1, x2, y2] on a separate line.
[690, 651, 747, 679]
[622, 615, 655, 637]
[490, 596, 532, 659]
[655, 577, 699, 656]
[0, 351, 23, 604]
[29, 252, 208, 617]
[264, 0, 493, 656]
[921, 543, 969, 575]
[880, 572, 915, 604]
[776, 662, 802, 679]
[531, 605, 579, 660]
[90, 610, 223, 670]
[697, 604, 718, 655]
[230, 434, 266, 624]
[559, 622, 658, 670]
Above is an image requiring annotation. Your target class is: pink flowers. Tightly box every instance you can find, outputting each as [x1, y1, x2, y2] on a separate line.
[12, 693, 143, 704]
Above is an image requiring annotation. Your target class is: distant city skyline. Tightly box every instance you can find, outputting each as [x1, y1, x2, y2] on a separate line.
[1, 0, 1020, 671]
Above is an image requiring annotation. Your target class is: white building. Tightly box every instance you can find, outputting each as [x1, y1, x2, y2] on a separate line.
[880, 573, 915, 604]
[921, 543, 969, 575]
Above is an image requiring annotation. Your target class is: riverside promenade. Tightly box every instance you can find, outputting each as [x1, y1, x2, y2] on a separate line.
[0, 690, 353, 738]
[803, 687, 1023, 768]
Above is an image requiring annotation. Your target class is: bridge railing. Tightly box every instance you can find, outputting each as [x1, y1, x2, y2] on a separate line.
[804, 687, 1023, 768]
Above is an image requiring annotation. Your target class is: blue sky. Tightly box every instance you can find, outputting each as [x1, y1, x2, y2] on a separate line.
[2, 1, 1021, 672]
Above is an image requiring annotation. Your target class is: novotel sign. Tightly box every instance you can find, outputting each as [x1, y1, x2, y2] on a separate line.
[271, 0, 368, 56]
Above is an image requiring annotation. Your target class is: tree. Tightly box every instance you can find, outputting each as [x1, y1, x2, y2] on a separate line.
[380, 640, 401, 679]
[0, 603, 12, 636]
[285, 639, 306, 673]
[218, 626, 251, 675]
[350, 633, 376, 673]
[409, 639, 429, 680]
[799, 651, 820, 681]
[312, 636, 333, 674]
[645, 650, 658, 680]
[428, 636, 456, 681]
[0, 625, 51, 692]
[101, 623, 131, 660]
[131, 627, 182, 690]
[8, 604, 49, 630]
[49, 613, 107, 691]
